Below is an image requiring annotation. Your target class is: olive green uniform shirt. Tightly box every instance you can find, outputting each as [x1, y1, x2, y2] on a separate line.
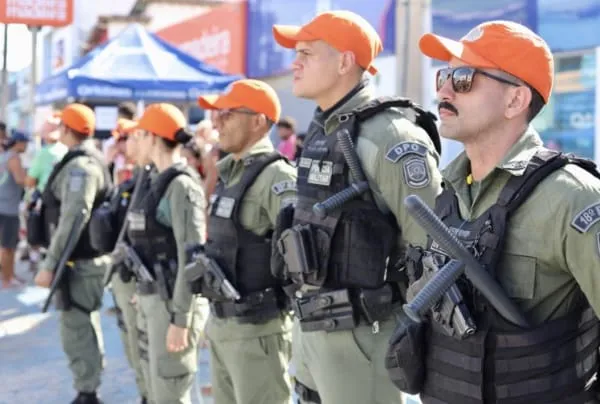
[443, 127, 600, 325]
[42, 139, 111, 274]
[205, 136, 297, 341]
[311, 84, 443, 255]
[154, 164, 207, 328]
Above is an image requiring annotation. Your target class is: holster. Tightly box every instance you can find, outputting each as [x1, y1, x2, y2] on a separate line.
[209, 287, 284, 325]
[277, 224, 323, 289]
[271, 204, 295, 280]
[294, 284, 398, 333]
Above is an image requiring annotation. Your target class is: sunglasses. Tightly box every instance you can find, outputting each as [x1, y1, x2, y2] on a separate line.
[436, 66, 521, 93]
[215, 108, 256, 121]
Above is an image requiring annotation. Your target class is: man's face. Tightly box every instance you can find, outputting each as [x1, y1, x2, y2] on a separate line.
[277, 126, 293, 141]
[213, 108, 257, 154]
[292, 40, 341, 100]
[14, 141, 27, 153]
[436, 57, 518, 142]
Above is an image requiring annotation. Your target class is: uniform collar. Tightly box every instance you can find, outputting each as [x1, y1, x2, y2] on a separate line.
[443, 126, 544, 186]
[312, 79, 373, 135]
[217, 136, 274, 182]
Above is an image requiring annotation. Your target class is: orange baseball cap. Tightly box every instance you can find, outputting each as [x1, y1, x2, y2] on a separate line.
[272, 10, 382, 75]
[198, 79, 281, 123]
[419, 20, 554, 103]
[135, 103, 187, 141]
[112, 118, 137, 139]
[58, 103, 95, 135]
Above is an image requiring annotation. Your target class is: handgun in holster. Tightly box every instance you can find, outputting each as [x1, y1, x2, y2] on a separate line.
[153, 263, 172, 302]
[416, 253, 477, 340]
[277, 224, 321, 286]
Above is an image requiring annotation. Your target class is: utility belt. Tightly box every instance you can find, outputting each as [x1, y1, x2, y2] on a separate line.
[210, 287, 286, 325]
[293, 283, 399, 333]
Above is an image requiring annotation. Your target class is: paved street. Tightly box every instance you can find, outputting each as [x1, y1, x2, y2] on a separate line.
[0, 260, 213, 404]
[0, 259, 421, 404]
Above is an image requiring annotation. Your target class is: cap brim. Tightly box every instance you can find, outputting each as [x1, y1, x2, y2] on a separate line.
[272, 25, 302, 48]
[272, 25, 319, 49]
[419, 33, 496, 68]
[198, 94, 242, 110]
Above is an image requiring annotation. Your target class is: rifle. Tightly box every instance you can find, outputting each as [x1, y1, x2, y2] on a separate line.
[185, 244, 241, 301]
[104, 166, 151, 286]
[42, 209, 87, 313]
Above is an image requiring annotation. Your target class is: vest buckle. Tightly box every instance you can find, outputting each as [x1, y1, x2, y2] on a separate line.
[338, 113, 352, 123]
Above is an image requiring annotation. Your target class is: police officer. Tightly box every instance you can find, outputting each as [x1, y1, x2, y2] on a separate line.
[92, 118, 150, 404]
[34, 103, 112, 404]
[271, 11, 442, 404]
[192, 79, 297, 404]
[126, 103, 206, 404]
[386, 21, 600, 403]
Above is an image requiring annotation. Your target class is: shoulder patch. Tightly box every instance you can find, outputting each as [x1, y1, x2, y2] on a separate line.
[271, 180, 296, 195]
[281, 196, 297, 208]
[385, 142, 428, 163]
[571, 202, 600, 233]
[68, 169, 87, 192]
[403, 157, 430, 189]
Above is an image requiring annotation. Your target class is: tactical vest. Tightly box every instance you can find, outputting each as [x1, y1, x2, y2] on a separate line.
[293, 97, 441, 290]
[205, 152, 286, 296]
[411, 149, 600, 404]
[89, 166, 153, 254]
[126, 163, 197, 278]
[39, 147, 113, 260]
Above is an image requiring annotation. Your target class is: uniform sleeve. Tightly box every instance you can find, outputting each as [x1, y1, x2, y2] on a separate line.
[162, 176, 207, 328]
[558, 184, 600, 316]
[264, 162, 298, 227]
[42, 159, 101, 272]
[356, 119, 443, 250]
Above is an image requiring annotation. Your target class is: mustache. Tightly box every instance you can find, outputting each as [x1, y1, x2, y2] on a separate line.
[438, 101, 458, 116]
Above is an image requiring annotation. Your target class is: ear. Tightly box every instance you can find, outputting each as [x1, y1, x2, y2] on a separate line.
[505, 86, 532, 120]
[338, 51, 357, 75]
[253, 113, 269, 132]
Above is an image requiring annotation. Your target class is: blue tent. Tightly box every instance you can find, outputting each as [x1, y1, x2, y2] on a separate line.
[35, 23, 242, 105]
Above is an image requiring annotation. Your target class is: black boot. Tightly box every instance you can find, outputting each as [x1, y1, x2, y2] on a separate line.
[70, 392, 103, 404]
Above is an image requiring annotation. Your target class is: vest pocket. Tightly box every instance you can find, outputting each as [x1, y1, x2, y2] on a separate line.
[336, 209, 395, 289]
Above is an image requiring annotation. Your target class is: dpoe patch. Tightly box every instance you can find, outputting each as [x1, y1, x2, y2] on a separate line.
[571, 202, 600, 233]
[385, 142, 427, 163]
[403, 157, 430, 188]
[271, 180, 296, 195]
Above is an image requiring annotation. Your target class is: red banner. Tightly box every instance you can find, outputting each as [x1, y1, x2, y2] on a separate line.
[156, 2, 247, 75]
[0, 0, 73, 27]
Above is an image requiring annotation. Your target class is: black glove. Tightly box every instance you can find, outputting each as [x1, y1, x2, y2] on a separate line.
[385, 312, 427, 394]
